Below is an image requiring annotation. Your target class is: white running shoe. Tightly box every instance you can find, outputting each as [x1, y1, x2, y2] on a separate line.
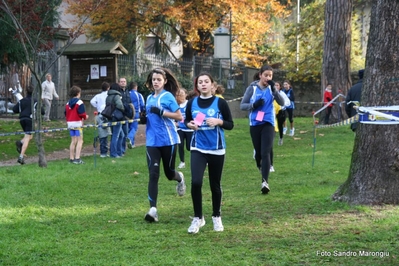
[188, 216, 206, 234]
[278, 138, 283, 146]
[289, 128, 295, 136]
[270, 166, 275, 172]
[176, 172, 186, 196]
[178, 161, 185, 169]
[127, 139, 133, 149]
[212, 216, 224, 232]
[283, 127, 287, 135]
[144, 207, 159, 222]
[261, 181, 270, 194]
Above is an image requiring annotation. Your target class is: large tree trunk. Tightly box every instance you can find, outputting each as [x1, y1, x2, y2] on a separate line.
[322, 0, 353, 123]
[333, 0, 399, 204]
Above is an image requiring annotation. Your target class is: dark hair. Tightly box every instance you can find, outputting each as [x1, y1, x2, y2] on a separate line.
[26, 85, 34, 96]
[215, 84, 225, 95]
[187, 89, 198, 100]
[145, 67, 180, 96]
[253, 65, 273, 81]
[275, 81, 282, 90]
[194, 72, 214, 96]
[129, 81, 138, 90]
[358, 69, 364, 80]
[283, 80, 292, 88]
[109, 83, 121, 91]
[101, 82, 110, 91]
[69, 86, 81, 98]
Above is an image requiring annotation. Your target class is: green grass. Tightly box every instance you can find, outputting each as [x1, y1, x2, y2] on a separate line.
[0, 118, 398, 265]
[0, 119, 94, 161]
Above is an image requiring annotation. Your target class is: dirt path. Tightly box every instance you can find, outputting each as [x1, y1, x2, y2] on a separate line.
[0, 124, 146, 167]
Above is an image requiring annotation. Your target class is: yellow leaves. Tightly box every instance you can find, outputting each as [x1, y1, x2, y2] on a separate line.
[66, 0, 286, 64]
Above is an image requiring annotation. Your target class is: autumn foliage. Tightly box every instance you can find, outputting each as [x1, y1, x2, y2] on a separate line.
[0, 0, 61, 67]
[66, 0, 288, 67]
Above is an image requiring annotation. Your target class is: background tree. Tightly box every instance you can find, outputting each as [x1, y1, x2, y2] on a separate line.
[321, 0, 352, 121]
[66, 0, 287, 68]
[333, 0, 399, 204]
[280, 0, 365, 84]
[0, 0, 61, 71]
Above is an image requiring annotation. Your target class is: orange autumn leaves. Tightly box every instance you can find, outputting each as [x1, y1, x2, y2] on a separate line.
[66, 0, 288, 67]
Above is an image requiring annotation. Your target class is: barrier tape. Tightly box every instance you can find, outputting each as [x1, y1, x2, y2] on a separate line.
[315, 115, 359, 129]
[225, 96, 243, 103]
[296, 101, 345, 105]
[312, 104, 399, 167]
[313, 94, 346, 116]
[357, 105, 399, 125]
[0, 118, 141, 137]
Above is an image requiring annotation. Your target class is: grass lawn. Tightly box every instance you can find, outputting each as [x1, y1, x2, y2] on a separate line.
[0, 117, 398, 265]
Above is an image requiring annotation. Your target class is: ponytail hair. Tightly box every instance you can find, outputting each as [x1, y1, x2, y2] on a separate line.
[145, 67, 180, 97]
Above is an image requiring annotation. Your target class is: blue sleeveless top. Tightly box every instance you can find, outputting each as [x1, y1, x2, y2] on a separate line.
[190, 97, 226, 151]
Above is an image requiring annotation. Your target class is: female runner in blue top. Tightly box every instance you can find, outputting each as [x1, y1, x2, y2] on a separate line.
[240, 65, 284, 194]
[144, 67, 186, 223]
[185, 72, 234, 234]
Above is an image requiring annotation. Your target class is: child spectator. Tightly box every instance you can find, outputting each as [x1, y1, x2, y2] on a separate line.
[90, 82, 111, 157]
[65, 86, 88, 164]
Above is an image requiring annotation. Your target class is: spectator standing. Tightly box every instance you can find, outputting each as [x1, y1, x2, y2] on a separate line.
[128, 82, 145, 148]
[144, 67, 186, 223]
[13, 85, 45, 165]
[65, 86, 89, 164]
[41, 73, 59, 122]
[90, 82, 111, 157]
[118, 77, 133, 155]
[323, 84, 333, 124]
[106, 83, 125, 158]
[346, 69, 364, 132]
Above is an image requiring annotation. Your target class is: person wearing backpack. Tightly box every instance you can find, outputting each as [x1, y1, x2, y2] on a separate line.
[118, 77, 134, 155]
[106, 83, 125, 158]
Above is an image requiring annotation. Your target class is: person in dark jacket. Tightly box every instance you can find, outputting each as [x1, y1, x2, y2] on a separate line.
[346, 69, 364, 131]
[13, 85, 45, 164]
[106, 83, 125, 158]
[118, 77, 134, 155]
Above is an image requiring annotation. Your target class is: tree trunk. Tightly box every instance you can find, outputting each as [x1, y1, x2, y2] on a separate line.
[333, 0, 399, 205]
[322, 0, 353, 123]
[33, 78, 48, 168]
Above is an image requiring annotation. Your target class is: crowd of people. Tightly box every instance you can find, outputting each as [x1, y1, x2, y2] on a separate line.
[12, 66, 365, 234]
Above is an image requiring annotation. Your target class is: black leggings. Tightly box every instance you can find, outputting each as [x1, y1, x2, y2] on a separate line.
[286, 108, 294, 123]
[250, 123, 275, 183]
[146, 145, 179, 207]
[190, 150, 224, 218]
[276, 110, 286, 139]
[177, 130, 193, 163]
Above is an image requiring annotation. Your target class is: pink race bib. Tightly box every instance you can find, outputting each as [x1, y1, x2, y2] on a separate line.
[194, 112, 206, 126]
[256, 111, 264, 121]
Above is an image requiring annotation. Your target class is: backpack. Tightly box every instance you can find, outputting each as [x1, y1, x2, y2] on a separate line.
[101, 103, 116, 120]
